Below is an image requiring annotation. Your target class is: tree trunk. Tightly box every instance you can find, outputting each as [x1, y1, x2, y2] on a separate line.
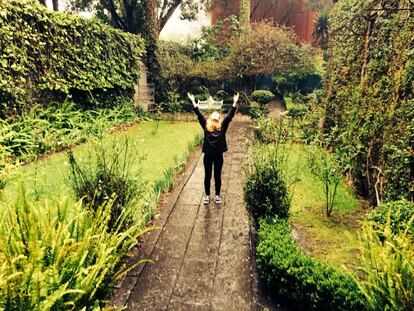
[39, 0, 46, 6]
[159, 0, 180, 33]
[52, 0, 59, 11]
[144, 0, 161, 87]
[239, 0, 250, 35]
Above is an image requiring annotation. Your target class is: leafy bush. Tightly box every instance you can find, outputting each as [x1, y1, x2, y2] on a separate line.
[67, 139, 145, 231]
[0, 189, 149, 309]
[244, 145, 290, 219]
[251, 90, 274, 105]
[366, 200, 414, 236]
[254, 116, 292, 144]
[257, 218, 365, 310]
[357, 218, 414, 311]
[249, 101, 266, 119]
[0, 0, 144, 113]
[287, 104, 309, 118]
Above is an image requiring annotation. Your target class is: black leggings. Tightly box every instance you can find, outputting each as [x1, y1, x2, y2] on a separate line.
[203, 153, 224, 196]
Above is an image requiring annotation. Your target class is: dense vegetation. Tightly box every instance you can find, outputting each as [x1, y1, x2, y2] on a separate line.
[0, 122, 202, 308]
[0, 0, 145, 114]
[157, 20, 322, 111]
[0, 102, 140, 164]
[324, 0, 414, 204]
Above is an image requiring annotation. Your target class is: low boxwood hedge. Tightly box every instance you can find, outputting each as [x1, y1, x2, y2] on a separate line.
[256, 218, 366, 310]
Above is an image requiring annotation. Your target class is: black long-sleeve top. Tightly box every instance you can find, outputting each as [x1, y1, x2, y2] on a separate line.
[194, 106, 237, 155]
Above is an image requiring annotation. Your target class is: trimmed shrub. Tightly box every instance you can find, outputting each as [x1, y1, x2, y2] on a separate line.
[251, 90, 274, 105]
[257, 218, 365, 310]
[0, 0, 145, 114]
[67, 139, 145, 231]
[366, 200, 414, 236]
[249, 101, 266, 119]
[244, 146, 290, 219]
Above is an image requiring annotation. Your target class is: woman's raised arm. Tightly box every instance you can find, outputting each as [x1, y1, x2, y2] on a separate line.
[188, 92, 206, 130]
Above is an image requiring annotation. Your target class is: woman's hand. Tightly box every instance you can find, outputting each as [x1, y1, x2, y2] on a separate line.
[187, 92, 197, 107]
[232, 92, 240, 107]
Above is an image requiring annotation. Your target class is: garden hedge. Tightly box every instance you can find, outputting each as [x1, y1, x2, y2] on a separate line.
[256, 218, 365, 310]
[0, 0, 145, 114]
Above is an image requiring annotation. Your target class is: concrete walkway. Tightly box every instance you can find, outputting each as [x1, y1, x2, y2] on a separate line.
[110, 116, 261, 310]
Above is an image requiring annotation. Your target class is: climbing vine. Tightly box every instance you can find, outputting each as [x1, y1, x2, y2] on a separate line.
[0, 0, 145, 115]
[324, 0, 414, 204]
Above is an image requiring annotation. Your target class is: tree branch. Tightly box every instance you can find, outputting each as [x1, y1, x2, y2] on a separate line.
[108, 0, 127, 30]
[159, 0, 181, 32]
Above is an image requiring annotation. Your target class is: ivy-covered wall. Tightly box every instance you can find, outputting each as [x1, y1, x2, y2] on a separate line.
[324, 0, 414, 204]
[0, 0, 145, 115]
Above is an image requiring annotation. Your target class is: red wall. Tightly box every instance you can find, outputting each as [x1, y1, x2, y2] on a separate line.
[210, 0, 316, 43]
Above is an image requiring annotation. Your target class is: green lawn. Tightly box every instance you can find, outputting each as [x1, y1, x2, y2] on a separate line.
[3, 120, 202, 203]
[286, 144, 365, 270]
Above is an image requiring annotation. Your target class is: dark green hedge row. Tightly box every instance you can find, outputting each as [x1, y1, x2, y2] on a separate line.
[256, 218, 365, 310]
[0, 0, 145, 114]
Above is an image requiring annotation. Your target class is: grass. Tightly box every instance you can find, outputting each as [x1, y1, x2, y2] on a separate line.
[284, 96, 294, 110]
[286, 143, 365, 270]
[2, 121, 202, 203]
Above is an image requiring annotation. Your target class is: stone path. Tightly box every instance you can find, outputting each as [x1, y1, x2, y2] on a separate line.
[110, 116, 262, 310]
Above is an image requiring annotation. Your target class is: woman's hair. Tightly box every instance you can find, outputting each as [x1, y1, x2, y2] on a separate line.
[206, 113, 221, 132]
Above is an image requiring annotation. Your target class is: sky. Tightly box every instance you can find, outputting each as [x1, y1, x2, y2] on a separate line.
[45, 0, 210, 42]
[160, 7, 210, 42]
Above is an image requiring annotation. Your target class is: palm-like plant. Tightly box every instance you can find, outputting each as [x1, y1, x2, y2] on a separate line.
[313, 10, 329, 50]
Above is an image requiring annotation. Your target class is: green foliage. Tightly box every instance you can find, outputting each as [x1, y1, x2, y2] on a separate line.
[67, 139, 145, 231]
[229, 22, 317, 81]
[257, 218, 365, 310]
[0, 188, 149, 309]
[287, 104, 309, 118]
[251, 90, 274, 105]
[313, 10, 329, 50]
[0, 102, 140, 164]
[356, 217, 414, 311]
[325, 0, 414, 203]
[192, 15, 240, 61]
[307, 145, 341, 217]
[0, 0, 144, 114]
[158, 21, 319, 96]
[254, 116, 293, 144]
[249, 101, 267, 119]
[244, 145, 290, 220]
[366, 200, 414, 237]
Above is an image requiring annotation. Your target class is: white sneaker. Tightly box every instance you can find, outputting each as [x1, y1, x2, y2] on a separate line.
[203, 195, 210, 204]
[215, 195, 222, 204]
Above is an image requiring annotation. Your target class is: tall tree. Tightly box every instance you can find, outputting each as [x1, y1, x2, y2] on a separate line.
[52, 0, 59, 11]
[38, 0, 59, 11]
[69, 0, 207, 34]
[239, 0, 250, 34]
[313, 10, 329, 50]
